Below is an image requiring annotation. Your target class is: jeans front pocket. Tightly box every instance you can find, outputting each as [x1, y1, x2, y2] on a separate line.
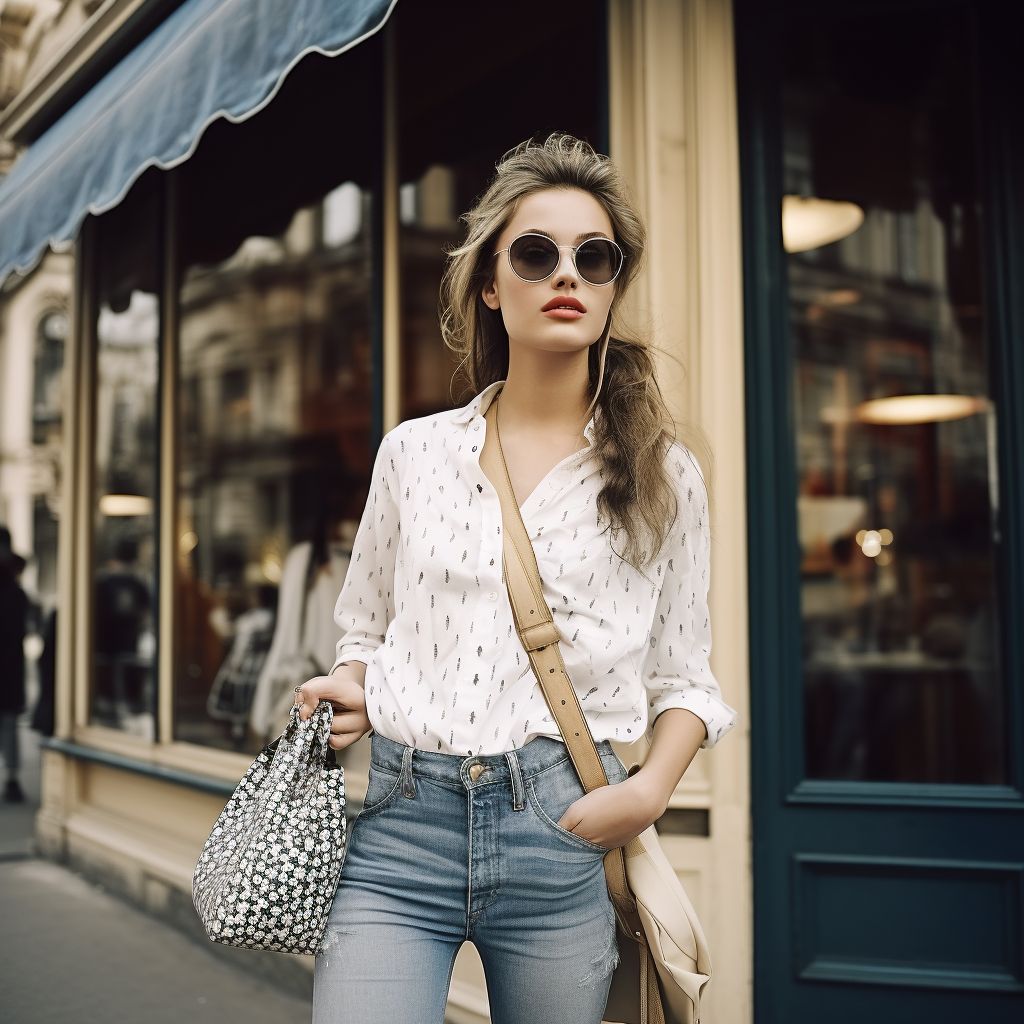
[358, 762, 403, 819]
[526, 751, 627, 854]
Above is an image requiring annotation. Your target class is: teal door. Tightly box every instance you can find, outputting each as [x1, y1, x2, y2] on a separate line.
[735, 1, 1024, 1020]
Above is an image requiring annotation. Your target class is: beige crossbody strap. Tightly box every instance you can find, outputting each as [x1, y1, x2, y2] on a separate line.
[480, 391, 647, 942]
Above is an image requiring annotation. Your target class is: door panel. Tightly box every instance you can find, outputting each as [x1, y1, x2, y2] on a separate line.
[737, 1, 1024, 1020]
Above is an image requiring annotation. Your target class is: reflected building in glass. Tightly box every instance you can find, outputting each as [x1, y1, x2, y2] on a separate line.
[779, 11, 1004, 785]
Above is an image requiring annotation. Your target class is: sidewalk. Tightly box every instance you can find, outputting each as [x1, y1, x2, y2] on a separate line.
[1, 711, 467, 1023]
[0, 856, 313, 1024]
[1, 712, 313, 1023]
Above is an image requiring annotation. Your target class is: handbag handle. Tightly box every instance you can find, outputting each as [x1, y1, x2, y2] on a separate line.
[480, 390, 650, 948]
[271, 699, 340, 771]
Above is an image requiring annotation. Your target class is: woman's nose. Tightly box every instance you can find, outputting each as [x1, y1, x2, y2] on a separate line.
[551, 248, 580, 285]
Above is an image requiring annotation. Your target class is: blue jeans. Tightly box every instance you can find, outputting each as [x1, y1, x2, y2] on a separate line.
[312, 731, 631, 1023]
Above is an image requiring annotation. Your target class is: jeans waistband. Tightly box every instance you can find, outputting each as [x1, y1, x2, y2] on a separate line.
[368, 731, 617, 791]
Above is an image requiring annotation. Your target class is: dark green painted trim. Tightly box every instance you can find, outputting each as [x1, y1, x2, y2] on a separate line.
[976, 1, 1024, 794]
[789, 780, 1024, 809]
[736, 1, 1024, 1021]
[735, 0, 800, 804]
[736, 0, 1024, 811]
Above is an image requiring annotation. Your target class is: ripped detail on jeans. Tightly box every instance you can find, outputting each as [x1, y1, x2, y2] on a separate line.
[317, 923, 354, 970]
[576, 898, 621, 989]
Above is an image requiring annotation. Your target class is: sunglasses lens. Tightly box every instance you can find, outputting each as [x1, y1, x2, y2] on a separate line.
[506, 235, 624, 285]
[575, 238, 622, 285]
[508, 236, 559, 281]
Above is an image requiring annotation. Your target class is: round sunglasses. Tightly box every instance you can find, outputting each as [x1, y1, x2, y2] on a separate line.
[493, 232, 625, 287]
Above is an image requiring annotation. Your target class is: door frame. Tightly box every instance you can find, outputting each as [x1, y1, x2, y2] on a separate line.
[735, 0, 1024, 1018]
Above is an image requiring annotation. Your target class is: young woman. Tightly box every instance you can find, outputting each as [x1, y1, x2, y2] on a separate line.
[297, 132, 739, 1024]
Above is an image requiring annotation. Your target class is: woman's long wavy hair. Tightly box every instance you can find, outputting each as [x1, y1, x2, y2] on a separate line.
[439, 132, 711, 578]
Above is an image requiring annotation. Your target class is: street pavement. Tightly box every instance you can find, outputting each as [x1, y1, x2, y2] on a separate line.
[0, 706, 313, 1023]
[0, 855, 314, 1024]
[0, 680, 475, 1024]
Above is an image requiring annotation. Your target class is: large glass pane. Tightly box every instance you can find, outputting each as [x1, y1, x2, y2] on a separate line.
[395, 0, 607, 418]
[33, 307, 68, 603]
[90, 172, 162, 737]
[172, 46, 380, 754]
[782, 8, 1005, 783]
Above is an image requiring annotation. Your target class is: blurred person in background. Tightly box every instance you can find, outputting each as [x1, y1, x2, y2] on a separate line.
[0, 525, 29, 803]
[94, 536, 152, 723]
[30, 606, 57, 738]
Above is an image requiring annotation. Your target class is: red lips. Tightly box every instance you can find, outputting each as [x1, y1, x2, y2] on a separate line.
[541, 296, 587, 313]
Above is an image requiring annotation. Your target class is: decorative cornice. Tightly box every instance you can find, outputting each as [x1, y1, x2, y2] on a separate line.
[0, 0, 182, 145]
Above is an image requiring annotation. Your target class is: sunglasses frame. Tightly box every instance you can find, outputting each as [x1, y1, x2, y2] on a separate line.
[492, 231, 626, 287]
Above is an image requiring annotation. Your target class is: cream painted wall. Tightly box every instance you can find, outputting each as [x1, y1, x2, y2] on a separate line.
[608, 2, 751, 1022]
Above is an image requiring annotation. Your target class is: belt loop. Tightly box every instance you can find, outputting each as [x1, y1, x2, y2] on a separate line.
[505, 749, 525, 810]
[401, 745, 416, 798]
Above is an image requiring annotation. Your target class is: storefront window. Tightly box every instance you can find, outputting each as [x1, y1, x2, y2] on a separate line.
[395, 0, 607, 418]
[90, 172, 162, 738]
[163, 9, 609, 756]
[171, 46, 380, 753]
[33, 309, 67, 446]
[33, 308, 68, 603]
[782, 8, 1005, 783]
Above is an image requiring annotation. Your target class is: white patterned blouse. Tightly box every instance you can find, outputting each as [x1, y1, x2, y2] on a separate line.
[330, 378, 739, 756]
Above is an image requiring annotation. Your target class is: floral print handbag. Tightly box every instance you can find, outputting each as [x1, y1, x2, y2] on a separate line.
[191, 698, 348, 955]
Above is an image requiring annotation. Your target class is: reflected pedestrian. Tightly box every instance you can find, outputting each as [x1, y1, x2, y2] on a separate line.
[0, 525, 29, 803]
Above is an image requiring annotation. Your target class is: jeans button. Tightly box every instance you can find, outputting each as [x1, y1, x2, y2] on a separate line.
[469, 763, 485, 781]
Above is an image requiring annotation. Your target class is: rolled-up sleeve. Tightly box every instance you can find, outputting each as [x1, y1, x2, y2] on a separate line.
[641, 443, 739, 749]
[329, 430, 400, 677]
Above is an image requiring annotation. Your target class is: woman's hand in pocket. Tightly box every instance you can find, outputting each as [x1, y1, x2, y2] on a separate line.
[294, 667, 370, 750]
[558, 776, 663, 850]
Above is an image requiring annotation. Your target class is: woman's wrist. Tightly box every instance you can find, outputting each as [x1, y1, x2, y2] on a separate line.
[331, 660, 367, 686]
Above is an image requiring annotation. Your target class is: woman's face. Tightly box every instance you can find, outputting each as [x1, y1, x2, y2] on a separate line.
[482, 187, 616, 356]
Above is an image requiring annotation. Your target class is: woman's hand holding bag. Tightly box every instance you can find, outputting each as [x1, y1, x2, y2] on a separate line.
[294, 664, 372, 750]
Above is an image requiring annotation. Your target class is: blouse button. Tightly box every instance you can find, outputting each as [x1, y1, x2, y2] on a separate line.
[488, 592, 497, 601]
[472, 445, 478, 452]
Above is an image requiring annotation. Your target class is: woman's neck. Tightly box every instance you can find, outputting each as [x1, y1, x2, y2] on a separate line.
[497, 358, 593, 441]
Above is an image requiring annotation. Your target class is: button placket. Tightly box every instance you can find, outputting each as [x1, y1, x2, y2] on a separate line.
[466, 417, 504, 609]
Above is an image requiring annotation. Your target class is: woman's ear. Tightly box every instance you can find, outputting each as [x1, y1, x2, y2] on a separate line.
[481, 275, 500, 311]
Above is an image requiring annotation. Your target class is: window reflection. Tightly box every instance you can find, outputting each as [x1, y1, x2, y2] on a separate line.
[173, 186, 375, 753]
[91, 175, 161, 737]
[395, 0, 606, 418]
[172, 49, 378, 754]
[33, 309, 68, 605]
[783, 9, 1005, 784]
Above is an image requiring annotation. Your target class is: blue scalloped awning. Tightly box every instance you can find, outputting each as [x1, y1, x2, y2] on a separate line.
[0, 0, 397, 288]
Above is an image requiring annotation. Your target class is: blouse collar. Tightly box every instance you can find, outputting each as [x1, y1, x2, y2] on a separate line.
[451, 378, 600, 442]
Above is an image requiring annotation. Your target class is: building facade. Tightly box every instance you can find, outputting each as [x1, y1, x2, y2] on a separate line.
[0, 1, 1020, 1022]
